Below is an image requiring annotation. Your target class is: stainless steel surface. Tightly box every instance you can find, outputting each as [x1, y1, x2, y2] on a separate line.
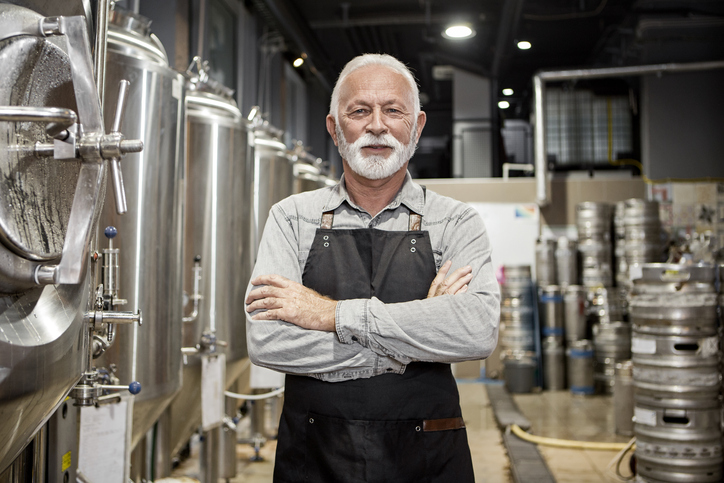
[555, 237, 578, 287]
[94, 0, 110, 108]
[539, 285, 563, 337]
[182, 86, 249, 362]
[535, 239, 556, 286]
[249, 117, 294, 262]
[0, 2, 112, 473]
[95, 9, 186, 450]
[613, 360, 634, 436]
[291, 140, 332, 193]
[566, 340, 594, 395]
[563, 285, 587, 342]
[635, 403, 722, 483]
[532, 61, 724, 207]
[542, 336, 566, 391]
[168, 71, 251, 459]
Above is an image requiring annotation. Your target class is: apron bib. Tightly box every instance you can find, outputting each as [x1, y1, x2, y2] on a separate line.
[273, 209, 475, 482]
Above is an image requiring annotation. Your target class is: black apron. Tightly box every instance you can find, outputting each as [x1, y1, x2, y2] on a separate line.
[272, 207, 475, 483]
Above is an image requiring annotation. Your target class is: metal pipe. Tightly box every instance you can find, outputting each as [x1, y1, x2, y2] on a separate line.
[94, 0, 111, 109]
[533, 60, 724, 206]
[533, 74, 547, 206]
[0, 106, 77, 130]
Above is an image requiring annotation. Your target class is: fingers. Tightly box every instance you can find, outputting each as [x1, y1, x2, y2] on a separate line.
[428, 262, 473, 298]
[445, 271, 473, 295]
[250, 273, 291, 288]
[427, 260, 452, 298]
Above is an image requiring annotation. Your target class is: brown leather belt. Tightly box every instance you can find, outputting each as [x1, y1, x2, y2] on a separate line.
[422, 416, 466, 432]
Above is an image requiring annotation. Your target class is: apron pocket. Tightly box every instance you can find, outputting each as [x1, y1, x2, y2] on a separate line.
[304, 412, 429, 483]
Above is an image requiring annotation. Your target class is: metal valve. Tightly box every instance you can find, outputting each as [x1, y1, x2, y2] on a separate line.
[183, 255, 203, 323]
[71, 368, 142, 407]
[182, 330, 227, 358]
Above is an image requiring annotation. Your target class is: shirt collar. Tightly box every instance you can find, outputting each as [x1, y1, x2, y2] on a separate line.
[323, 170, 426, 215]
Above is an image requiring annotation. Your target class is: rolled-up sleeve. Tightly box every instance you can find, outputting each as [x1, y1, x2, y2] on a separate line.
[335, 207, 500, 364]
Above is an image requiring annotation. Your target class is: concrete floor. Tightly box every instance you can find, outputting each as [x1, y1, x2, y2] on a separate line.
[170, 382, 634, 483]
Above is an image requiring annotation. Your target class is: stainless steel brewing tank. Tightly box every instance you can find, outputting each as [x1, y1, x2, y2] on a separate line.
[169, 80, 251, 455]
[291, 141, 331, 194]
[250, 123, 294, 260]
[0, 3, 93, 472]
[96, 9, 186, 449]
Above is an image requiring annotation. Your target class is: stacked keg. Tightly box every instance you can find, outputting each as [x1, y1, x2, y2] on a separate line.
[536, 238, 557, 286]
[619, 199, 664, 318]
[556, 236, 579, 287]
[540, 285, 566, 390]
[499, 265, 537, 393]
[630, 263, 721, 483]
[576, 202, 614, 288]
[536, 239, 566, 390]
[614, 201, 629, 310]
[589, 287, 630, 394]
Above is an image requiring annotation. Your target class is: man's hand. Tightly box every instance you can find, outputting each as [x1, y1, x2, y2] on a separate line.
[427, 260, 473, 298]
[245, 274, 337, 331]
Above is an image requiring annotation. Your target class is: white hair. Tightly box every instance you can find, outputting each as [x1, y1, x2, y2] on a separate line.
[329, 54, 420, 119]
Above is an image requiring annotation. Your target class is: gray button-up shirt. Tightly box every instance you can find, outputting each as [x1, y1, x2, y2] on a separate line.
[246, 172, 500, 382]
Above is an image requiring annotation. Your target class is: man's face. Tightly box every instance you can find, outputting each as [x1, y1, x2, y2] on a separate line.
[327, 65, 426, 180]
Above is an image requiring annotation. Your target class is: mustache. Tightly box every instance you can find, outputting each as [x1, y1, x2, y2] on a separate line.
[351, 133, 403, 151]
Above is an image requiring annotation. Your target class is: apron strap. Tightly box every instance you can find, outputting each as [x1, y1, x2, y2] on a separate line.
[321, 211, 334, 229]
[408, 186, 426, 231]
[322, 187, 426, 231]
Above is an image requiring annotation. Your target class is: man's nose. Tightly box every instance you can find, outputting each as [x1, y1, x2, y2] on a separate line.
[366, 109, 388, 136]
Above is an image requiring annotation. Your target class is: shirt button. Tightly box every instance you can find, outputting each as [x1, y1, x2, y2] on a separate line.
[309, 418, 315, 424]
[410, 247, 416, 253]
[411, 239, 416, 245]
[324, 242, 329, 247]
[415, 426, 421, 432]
[351, 336, 358, 342]
[323, 235, 329, 240]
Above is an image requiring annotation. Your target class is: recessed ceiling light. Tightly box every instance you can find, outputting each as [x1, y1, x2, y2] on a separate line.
[442, 24, 476, 40]
[498, 101, 510, 109]
[517, 40, 532, 50]
[293, 57, 304, 68]
[502, 88, 514, 96]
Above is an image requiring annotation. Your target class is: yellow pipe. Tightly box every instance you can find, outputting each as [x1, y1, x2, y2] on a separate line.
[510, 424, 633, 451]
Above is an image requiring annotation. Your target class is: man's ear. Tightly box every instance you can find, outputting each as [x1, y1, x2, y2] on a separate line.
[326, 115, 339, 146]
[414, 111, 427, 143]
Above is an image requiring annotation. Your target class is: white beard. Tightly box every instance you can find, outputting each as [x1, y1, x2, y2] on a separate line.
[336, 122, 418, 180]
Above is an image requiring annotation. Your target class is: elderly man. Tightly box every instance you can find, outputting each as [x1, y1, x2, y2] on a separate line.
[245, 53, 500, 482]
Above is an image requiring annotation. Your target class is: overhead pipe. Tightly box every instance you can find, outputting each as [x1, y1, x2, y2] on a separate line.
[533, 60, 724, 206]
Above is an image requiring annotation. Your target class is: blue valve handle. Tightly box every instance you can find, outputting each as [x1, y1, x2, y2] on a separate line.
[104, 226, 118, 239]
[128, 381, 142, 395]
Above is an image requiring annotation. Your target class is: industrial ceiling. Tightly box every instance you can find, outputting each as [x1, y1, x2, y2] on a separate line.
[250, 0, 724, 119]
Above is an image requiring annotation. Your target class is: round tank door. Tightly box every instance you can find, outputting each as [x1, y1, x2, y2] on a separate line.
[0, 7, 82, 291]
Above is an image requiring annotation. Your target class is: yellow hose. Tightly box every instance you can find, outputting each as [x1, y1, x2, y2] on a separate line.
[510, 424, 633, 451]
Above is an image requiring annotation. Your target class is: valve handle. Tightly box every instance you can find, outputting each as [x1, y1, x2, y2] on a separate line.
[111, 80, 130, 134]
[104, 226, 117, 239]
[128, 381, 142, 395]
[110, 80, 131, 215]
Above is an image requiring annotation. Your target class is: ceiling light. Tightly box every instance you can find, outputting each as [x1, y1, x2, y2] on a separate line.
[442, 24, 476, 40]
[517, 40, 532, 50]
[498, 101, 510, 109]
[502, 88, 514, 96]
[293, 57, 304, 68]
